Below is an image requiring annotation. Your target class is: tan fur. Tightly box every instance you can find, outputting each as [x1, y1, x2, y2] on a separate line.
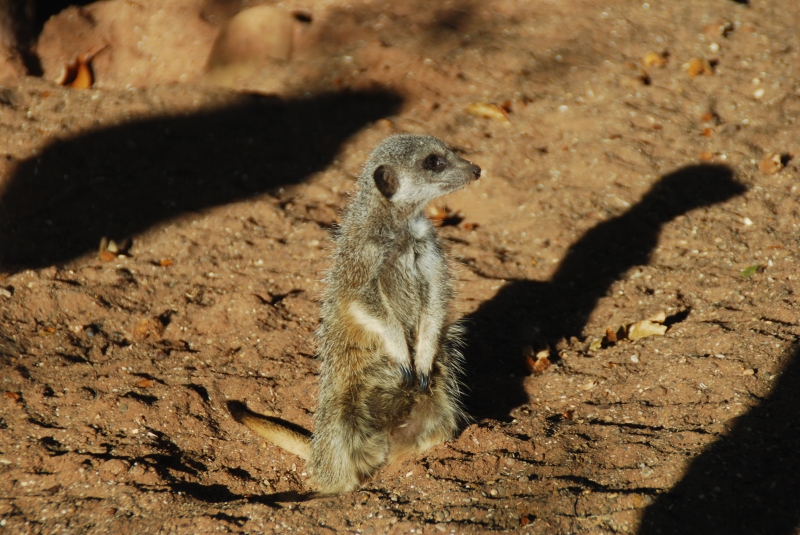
[233, 134, 480, 494]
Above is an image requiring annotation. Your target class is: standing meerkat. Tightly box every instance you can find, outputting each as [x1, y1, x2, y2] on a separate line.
[232, 134, 480, 494]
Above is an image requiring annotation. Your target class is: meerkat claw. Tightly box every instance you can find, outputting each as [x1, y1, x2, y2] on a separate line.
[400, 365, 415, 386]
[418, 373, 430, 392]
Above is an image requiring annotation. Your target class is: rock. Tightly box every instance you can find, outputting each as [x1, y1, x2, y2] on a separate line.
[205, 6, 294, 86]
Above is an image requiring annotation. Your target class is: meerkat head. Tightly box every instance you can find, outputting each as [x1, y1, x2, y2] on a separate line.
[362, 134, 481, 213]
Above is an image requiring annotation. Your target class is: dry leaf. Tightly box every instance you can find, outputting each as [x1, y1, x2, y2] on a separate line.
[684, 57, 713, 78]
[759, 153, 783, 175]
[591, 311, 669, 348]
[642, 52, 667, 68]
[159, 259, 174, 267]
[523, 347, 551, 374]
[699, 151, 714, 161]
[132, 318, 164, 341]
[425, 204, 465, 227]
[627, 319, 668, 340]
[701, 127, 714, 137]
[532, 356, 551, 374]
[4, 391, 21, 401]
[466, 102, 510, 122]
[99, 250, 116, 262]
[136, 378, 155, 388]
[58, 44, 107, 89]
[562, 410, 575, 420]
[740, 264, 763, 278]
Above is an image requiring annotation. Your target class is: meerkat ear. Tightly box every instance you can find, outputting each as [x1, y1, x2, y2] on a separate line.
[373, 165, 398, 199]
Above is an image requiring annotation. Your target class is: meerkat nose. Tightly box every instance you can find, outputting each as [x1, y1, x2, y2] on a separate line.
[471, 165, 481, 180]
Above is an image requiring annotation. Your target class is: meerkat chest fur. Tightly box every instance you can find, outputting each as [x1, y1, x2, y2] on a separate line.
[376, 213, 446, 335]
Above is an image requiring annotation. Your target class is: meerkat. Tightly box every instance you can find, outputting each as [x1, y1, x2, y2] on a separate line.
[232, 134, 480, 494]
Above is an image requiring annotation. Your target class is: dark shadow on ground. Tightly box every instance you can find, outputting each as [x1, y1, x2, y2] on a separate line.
[462, 164, 746, 419]
[0, 90, 401, 269]
[638, 342, 800, 535]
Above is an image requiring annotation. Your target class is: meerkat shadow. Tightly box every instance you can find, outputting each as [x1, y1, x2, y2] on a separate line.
[638, 342, 800, 535]
[0, 89, 402, 270]
[461, 164, 745, 419]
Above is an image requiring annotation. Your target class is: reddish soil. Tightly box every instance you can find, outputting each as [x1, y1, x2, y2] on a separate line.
[1, 1, 799, 533]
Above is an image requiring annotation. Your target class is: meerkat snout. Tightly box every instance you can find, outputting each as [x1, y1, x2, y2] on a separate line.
[471, 164, 481, 180]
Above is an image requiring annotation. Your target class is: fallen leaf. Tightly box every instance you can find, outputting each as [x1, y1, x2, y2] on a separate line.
[627, 319, 668, 340]
[136, 378, 155, 388]
[684, 57, 713, 78]
[562, 410, 575, 420]
[588, 338, 603, 351]
[132, 318, 164, 341]
[159, 259, 174, 267]
[99, 250, 116, 262]
[701, 127, 714, 137]
[425, 204, 465, 227]
[4, 391, 21, 401]
[759, 153, 783, 175]
[740, 264, 763, 278]
[532, 353, 551, 374]
[58, 44, 108, 89]
[699, 151, 714, 161]
[466, 102, 510, 122]
[591, 312, 668, 347]
[523, 347, 551, 374]
[642, 52, 667, 68]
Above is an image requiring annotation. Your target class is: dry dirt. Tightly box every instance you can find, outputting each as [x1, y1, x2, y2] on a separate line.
[1, 0, 800, 534]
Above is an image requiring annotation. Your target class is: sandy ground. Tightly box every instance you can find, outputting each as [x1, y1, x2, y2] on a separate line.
[1, 0, 799, 533]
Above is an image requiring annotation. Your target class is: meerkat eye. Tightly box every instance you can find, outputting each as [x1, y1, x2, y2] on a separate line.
[422, 154, 447, 173]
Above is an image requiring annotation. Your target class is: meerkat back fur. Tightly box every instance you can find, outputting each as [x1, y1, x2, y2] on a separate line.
[234, 134, 480, 494]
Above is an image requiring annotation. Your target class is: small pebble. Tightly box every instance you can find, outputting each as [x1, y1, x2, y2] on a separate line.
[630, 354, 639, 363]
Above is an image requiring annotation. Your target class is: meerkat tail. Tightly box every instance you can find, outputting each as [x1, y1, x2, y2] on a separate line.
[229, 403, 312, 460]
